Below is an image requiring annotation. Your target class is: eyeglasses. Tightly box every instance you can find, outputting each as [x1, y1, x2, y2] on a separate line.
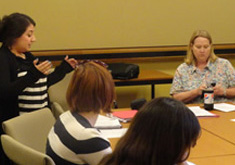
[76, 60, 108, 69]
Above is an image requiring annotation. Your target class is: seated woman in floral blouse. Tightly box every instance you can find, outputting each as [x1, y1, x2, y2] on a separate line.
[170, 30, 235, 103]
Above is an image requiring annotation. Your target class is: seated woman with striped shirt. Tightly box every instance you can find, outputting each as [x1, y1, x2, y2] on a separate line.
[46, 60, 115, 165]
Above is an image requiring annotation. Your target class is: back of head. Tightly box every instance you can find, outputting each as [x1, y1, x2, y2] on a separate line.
[0, 12, 36, 47]
[100, 97, 201, 165]
[66, 61, 115, 114]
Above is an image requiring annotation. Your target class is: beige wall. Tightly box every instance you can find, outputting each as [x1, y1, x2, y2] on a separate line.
[1, 0, 235, 50]
[1, 1, 235, 107]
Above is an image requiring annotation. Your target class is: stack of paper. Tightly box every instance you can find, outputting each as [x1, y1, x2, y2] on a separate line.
[214, 103, 235, 112]
[94, 115, 122, 129]
[188, 106, 218, 117]
[94, 115, 128, 138]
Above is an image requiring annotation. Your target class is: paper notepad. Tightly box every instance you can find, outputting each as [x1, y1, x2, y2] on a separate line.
[100, 128, 128, 138]
[188, 106, 218, 117]
[112, 110, 138, 122]
[186, 161, 196, 165]
[214, 103, 235, 112]
[94, 115, 122, 129]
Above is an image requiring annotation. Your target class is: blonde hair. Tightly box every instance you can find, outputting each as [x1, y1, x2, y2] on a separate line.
[185, 30, 217, 65]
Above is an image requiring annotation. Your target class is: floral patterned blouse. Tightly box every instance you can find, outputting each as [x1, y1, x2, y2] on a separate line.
[170, 58, 235, 103]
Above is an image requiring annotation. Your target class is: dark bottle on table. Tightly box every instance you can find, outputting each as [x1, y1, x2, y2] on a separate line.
[203, 89, 214, 110]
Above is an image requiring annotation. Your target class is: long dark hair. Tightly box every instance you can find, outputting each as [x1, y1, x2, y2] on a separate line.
[99, 97, 201, 165]
[0, 12, 36, 47]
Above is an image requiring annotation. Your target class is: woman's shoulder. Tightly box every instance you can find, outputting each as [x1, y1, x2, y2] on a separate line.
[216, 57, 229, 62]
[60, 111, 105, 138]
[215, 57, 231, 65]
[176, 62, 192, 71]
[0, 46, 10, 57]
[0, 46, 16, 64]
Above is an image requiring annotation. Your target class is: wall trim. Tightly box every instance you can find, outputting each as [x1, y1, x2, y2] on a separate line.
[32, 44, 235, 64]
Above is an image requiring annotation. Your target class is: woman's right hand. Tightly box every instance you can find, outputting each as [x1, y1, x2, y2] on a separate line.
[33, 59, 52, 75]
[197, 84, 207, 96]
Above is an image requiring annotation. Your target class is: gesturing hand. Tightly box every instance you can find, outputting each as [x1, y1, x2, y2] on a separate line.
[64, 55, 78, 69]
[33, 59, 52, 75]
[198, 84, 207, 96]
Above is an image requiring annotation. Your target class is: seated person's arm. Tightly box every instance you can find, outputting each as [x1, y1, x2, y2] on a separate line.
[225, 87, 235, 98]
[172, 84, 206, 103]
[212, 59, 235, 99]
[213, 85, 235, 98]
[171, 68, 206, 103]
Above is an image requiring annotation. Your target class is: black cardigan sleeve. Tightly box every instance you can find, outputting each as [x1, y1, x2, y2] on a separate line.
[47, 60, 74, 87]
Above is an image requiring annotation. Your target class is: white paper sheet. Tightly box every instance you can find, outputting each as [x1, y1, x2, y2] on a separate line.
[94, 115, 122, 129]
[188, 106, 217, 117]
[214, 103, 235, 112]
[100, 128, 128, 138]
[186, 161, 196, 165]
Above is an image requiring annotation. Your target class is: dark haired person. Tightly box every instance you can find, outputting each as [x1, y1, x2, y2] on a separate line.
[0, 13, 77, 163]
[99, 97, 201, 165]
[46, 61, 115, 165]
[170, 30, 235, 103]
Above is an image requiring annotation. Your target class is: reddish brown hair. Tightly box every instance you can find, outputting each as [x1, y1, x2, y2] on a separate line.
[66, 61, 115, 113]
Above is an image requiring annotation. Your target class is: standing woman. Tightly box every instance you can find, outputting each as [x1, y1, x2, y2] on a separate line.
[0, 13, 77, 163]
[170, 30, 235, 103]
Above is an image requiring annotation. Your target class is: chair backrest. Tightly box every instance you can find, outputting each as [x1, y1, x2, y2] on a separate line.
[1, 134, 55, 165]
[50, 101, 65, 119]
[2, 108, 55, 153]
[48, 71, 74, 111]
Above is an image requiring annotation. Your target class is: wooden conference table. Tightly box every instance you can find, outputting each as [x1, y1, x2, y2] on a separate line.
[114, 70, 173, 99]
[189, 108, 235, 165]
[109, 106, 235, 165]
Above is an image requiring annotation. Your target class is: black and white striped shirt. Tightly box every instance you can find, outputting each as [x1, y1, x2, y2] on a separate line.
[0, 46, 73, 126]
[46, 111, 112, 165]
[17, 70, 49, 112]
